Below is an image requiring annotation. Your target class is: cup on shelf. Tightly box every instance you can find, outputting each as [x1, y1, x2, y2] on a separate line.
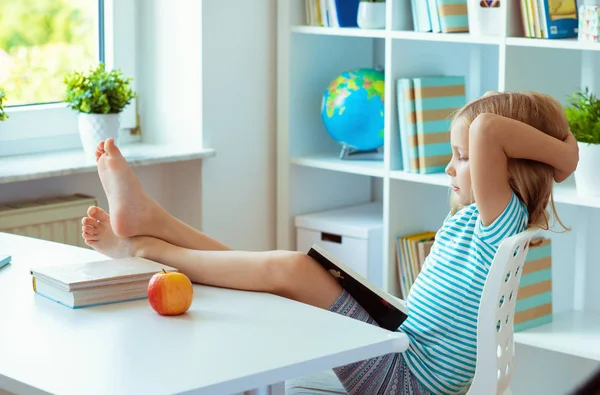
[467, 0, 502, 36]
[357, 1, 386, 30]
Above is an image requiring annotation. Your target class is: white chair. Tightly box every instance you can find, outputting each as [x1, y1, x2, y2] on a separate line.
[468, 226, 541, 395]
[287, 227, 541, 395]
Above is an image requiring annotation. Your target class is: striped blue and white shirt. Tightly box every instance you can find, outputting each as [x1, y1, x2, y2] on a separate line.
[399, 192, 528, 394]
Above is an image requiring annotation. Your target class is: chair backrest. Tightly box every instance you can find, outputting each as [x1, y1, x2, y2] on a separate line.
[468, 226, 541, 395]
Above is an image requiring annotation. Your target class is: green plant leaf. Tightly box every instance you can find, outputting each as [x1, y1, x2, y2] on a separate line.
[565, 87, 600, 144]
[63, 62, 136, 114]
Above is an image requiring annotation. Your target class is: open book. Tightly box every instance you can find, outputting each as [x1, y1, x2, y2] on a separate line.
[307, 244, 408, 331]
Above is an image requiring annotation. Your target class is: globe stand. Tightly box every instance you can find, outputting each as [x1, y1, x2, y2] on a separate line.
[339, 145, 383, 161]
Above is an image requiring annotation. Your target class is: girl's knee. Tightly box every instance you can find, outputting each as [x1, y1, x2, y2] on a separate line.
[265, 250, 313, 297]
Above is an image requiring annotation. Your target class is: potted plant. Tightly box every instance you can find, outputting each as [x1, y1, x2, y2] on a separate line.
[357, 0, 386, 29]
[64, 63, 136, 159]
[565, 87, 600, 196]
[0, 88, 8, 122]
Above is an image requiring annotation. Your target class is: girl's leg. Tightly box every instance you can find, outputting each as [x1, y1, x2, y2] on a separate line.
[82, 218, 343, 310]
[134, 237, 343, 309]
[92, 139, 230, 251]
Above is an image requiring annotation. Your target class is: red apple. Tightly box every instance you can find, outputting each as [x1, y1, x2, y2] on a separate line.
[147, 270, 193, 316]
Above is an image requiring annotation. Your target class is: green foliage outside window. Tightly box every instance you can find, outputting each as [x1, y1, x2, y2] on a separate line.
[0, 0, 96, 106]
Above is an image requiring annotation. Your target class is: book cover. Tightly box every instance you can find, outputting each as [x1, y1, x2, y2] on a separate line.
[436, 0, 469, 33]
[332, 0, 360, 27]
[30, 257, 178, 291]
[307, 244, 408, 331]
[397, 78, 419, 173]
[539, 0, 578, 39]
[413, 76, 466, 174]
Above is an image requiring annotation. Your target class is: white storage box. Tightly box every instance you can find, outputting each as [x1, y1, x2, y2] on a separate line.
[295, 202, 383, 288]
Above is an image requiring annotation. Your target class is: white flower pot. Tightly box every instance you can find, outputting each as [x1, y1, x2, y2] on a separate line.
[357, 2, 386, 29]
[78, 113, 121, 160]
[574, 141, 600, 197]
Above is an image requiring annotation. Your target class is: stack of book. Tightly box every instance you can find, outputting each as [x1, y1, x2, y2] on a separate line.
[520, 0, 578, 39]
[396, 75, 466, 174]
[30, 257, 178, 309]
[396, 231, 436, 298]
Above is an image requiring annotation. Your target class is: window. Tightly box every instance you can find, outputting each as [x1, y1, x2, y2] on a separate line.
[0, 0, 136, 157]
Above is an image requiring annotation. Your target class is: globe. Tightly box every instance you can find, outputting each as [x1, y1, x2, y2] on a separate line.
[321, 68, 385, 152]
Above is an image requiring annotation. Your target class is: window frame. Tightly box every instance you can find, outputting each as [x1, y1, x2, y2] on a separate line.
[0, 0, 138, 157]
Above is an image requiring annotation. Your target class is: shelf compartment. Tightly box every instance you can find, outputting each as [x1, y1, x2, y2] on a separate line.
[506, 37, 600, 51]
[390, 31, 501, 45]
[290, 154, 385, 178]
[291, 26, 387, 38]
[514, 310, 600, 362]
[389, 170, 448, 187]
[553, 183, 600, 209]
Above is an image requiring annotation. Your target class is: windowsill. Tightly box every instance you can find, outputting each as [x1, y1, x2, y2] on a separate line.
[0, 142, 216, 184]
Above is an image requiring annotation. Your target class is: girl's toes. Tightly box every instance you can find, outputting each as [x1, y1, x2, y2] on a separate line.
[82, 217, 99, 227]
[87, 206, 110, 222]
[82, 225, 97, 235]
[82, 232, 99, 242]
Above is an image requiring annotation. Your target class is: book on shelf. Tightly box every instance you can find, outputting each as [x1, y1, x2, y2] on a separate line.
[304, 0, 360, 28]
[397, 75, 466, 174]
[30, 257, 178, 309]
[396, 232, 436, 298]
[520, 0, 578, 39]
[407, 0, 469, 33]
[307, 244, 408, 331]
[397, 78, 419, 173]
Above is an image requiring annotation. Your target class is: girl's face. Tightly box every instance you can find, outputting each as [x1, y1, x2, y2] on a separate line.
[445, 118, 473, 206]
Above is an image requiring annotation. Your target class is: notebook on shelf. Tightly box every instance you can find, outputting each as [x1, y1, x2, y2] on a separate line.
[307, 244, 408, 331]
[30, 257, 178, 309]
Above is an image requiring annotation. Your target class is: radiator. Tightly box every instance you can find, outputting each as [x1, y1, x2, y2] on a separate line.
[0, 194, 98, 248]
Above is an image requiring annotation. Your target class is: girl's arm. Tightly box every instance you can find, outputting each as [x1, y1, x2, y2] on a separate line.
[469, 113, 578, 226]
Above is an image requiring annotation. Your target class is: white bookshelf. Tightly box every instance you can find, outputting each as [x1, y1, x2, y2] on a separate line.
[277, 0, 600, 392]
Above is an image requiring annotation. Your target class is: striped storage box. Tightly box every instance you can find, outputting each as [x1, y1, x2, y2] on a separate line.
[514, 238, 553, 332]
[413, 76, 466, 174]
[437, 0, 469, 33]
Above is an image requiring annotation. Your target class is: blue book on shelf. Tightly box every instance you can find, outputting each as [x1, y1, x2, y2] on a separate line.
[329, 0, 360, 28]
[436, 0, 469, 33]
[396, 78, 419, 173]
[539, 0, 578, 39]
[412, 76, 466, 174]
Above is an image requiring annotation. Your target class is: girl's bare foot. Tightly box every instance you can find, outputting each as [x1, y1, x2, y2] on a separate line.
[81, 206, 139, 259]
[95, 138, 168, 238]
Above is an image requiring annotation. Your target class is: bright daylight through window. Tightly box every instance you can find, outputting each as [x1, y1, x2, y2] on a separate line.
[0, 0, 103, 107]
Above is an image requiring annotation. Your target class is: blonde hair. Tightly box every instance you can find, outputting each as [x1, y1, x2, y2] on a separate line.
[451, 91, 569, 232]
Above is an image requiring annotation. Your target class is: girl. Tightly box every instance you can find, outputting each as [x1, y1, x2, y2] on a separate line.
[82, 91, 578, 395]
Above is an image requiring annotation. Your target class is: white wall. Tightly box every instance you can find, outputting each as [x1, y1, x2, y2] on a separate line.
[201, 0, 277, 251]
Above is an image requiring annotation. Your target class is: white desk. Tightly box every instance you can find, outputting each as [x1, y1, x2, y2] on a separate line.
[0, 233, 409, 395]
